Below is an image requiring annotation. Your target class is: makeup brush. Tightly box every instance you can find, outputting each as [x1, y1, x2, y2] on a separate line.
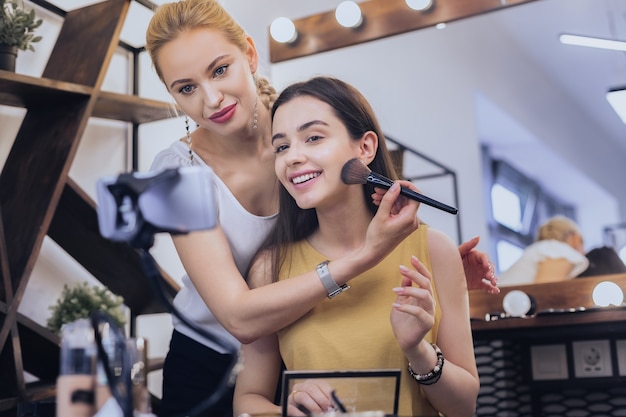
[341, 158, 458, 215]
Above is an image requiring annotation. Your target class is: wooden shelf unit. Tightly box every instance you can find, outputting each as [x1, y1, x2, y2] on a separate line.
[0, 0, 179, 413]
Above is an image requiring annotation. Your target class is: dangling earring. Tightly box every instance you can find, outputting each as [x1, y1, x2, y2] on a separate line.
[185, 116, 193, 162]
[252, 100, 258, 130]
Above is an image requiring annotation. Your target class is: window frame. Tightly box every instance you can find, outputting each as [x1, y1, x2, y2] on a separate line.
[482, 146, 576, 274]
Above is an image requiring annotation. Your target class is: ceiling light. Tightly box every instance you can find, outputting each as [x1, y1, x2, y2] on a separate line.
[335, 1, 363, 29]
[406, 0, 434, 12]
[559, 34, 626, 52]
[607, 87, 626, 124]
[270, 17, 298, 44]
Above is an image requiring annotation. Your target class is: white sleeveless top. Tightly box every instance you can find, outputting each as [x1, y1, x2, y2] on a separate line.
[151, 141, 277, 353]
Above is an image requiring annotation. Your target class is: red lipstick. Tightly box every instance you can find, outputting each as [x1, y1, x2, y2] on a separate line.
[209, 103, 236, 123]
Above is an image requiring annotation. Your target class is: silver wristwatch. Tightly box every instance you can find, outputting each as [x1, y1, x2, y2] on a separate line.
[316, 260, 350, 298]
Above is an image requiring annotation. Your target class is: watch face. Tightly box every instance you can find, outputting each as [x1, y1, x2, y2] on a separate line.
[502, 290, 532, 317]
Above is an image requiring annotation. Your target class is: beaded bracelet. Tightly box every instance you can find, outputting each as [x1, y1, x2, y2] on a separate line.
[408, 343, 445, 385]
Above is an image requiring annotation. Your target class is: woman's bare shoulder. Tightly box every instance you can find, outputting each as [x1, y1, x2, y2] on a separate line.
[425, 227, 460, 259]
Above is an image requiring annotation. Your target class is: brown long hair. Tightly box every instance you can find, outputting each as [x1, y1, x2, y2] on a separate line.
[261, 76, 399, 281]
[145, 0, 277, 110]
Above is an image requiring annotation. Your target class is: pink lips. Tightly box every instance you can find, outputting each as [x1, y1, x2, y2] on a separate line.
[209, 103, 237, 123]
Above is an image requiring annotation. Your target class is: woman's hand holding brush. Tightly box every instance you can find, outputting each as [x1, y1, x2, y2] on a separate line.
[359, 178, 421, 271]
[341, 158, 458, 214]
[370, 179, 427, 215]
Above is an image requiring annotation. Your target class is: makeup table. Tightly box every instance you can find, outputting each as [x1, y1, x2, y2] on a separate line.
[469, 273, 626, 416]
[469, 273, 626, 338]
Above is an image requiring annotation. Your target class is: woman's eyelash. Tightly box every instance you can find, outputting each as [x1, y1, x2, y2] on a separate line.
[214, 65, 228, 77]
[179, 85, 194, 94]
[274, 144, 288, 154]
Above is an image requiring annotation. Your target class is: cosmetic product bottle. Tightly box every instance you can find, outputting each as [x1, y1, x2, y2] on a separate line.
[95, 322, 114, 411]
[56, 318, 97, 417]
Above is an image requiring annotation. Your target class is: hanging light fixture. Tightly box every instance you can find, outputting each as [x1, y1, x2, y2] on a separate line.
[335, 1, 363, 29]
[270, 17, 298, 44]
[406, 0, 434, 12]
[559, 34, 626, 124]
[607, 87, 626, 124]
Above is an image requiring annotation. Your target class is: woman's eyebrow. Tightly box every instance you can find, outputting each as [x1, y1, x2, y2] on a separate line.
[272, 120, 329, 144]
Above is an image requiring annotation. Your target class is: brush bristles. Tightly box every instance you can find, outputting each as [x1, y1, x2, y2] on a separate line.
[341, 158, 371, 185]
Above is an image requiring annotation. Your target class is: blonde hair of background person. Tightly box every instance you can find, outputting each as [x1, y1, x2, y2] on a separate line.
[536, 215, 584, 247]
[233, 76, 479, 417]
[499, 215, 589, 286]
[534, 215, 586, 283]
[146, 0, 493, 415]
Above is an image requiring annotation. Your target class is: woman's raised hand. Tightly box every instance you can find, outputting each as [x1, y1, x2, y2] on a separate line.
[458, 236, 500, 294]
[364, 181, 420, 267]
[390, 255, 436, 352]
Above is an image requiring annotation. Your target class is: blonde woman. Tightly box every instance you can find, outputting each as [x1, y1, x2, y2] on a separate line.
[499, 215, 589, 286]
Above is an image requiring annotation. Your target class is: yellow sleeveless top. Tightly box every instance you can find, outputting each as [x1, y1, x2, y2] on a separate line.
[277, 225, 441, 416]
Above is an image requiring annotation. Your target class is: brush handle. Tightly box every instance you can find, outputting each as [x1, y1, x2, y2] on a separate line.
[367, 173, 458, 215]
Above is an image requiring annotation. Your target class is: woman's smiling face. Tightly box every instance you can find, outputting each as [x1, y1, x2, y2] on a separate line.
[272, 95, 366, 210]
[157, 28, 258, 135]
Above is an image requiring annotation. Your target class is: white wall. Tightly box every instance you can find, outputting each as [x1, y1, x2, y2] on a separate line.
[265, 5, 624, 252]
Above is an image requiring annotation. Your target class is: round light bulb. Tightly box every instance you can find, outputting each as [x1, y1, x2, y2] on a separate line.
[335, 1, 363, 28]
[502, 290, 532, 317]
[592, 281, 624, 307]
[406, 0, 433, 11]
[270, 17, 297, 44]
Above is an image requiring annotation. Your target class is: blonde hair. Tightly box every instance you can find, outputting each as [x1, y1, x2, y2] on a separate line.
[145, 0, 277, 110]
[536, 215, 581, 242]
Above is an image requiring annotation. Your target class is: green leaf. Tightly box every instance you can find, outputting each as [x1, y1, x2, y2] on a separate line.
[0, 0, 41, 51]
[46, 283, 127, 336]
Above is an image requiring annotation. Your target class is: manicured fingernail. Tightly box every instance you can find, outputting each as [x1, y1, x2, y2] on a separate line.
[393, 287, 403, 294]
[390, 182, 399, 191]
[399, 265, 409, 272]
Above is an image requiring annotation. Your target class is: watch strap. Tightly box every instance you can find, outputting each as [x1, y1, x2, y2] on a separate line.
[316, 260, 350, 298]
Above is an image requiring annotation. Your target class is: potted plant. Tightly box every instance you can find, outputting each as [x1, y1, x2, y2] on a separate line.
[46, 282, 127, 336]
[0, 0, 42, 72]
